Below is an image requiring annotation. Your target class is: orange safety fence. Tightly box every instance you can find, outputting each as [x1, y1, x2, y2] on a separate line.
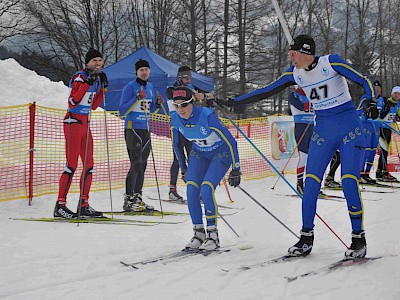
[1, 103, 399, 203]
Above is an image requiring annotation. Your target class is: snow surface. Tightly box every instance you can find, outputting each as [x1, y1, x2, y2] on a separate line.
[0, 59, 399, 300]
[0, 58, 69, 108]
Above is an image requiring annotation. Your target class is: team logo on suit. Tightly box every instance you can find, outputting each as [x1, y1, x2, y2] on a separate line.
[297, 75, 303, 84]
[321, 67, 329, 76]
[200, 126, 208, 136]
[178, 127, 184, 134]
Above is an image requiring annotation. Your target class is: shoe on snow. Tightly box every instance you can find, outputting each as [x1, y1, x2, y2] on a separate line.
[376, 172, 399, 183]
[133, 193, 154, 211]
[169, 190, 184, 202]
[344, 231, 367, 260]
[78, 205, 103, 218]
[123, 194, 141, 212]
[288, 229, 314, 256]
[199, 228, 220, 251]
[185, 224, 206, 249]
[324, 176, 342, 188]
[360, 174, 376, 184]
[54, 202, 77, 219]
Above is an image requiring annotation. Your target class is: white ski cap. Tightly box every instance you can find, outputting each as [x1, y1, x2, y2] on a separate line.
[391, 86, 400, 94]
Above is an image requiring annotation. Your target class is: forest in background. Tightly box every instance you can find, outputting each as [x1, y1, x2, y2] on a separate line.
[1, 0, 400, 117]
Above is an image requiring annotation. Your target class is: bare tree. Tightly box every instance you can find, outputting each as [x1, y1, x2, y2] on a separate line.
[0, 0, 28, 43]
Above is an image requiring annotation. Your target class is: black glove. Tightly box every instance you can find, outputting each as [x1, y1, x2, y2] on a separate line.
[364, 100, 379, 120]
[225, 98, 235, 107]
[384, 99, 394, 111]
[86, 69, 99, 86]
[99, 72, 108, 90]
[228, 169, 242, 187]
[214, 98, 235, 108]
[181, 170, 187, 183]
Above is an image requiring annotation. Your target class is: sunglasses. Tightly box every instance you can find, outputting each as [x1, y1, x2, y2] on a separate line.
[173, 99, 193, 108]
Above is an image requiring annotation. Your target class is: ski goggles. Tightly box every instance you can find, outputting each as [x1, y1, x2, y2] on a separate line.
[173, 98, 193, 108]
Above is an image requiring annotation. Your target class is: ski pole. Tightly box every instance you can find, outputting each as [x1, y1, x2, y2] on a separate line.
[102, 82, 114, 218]
[77, 86, 95, 226]
[238, 186, 298, 238]
[218, 211, 240, 237]
[214, 102, 349, 249]
[222, 177, 234, 203]
[379, 120, 400, 136]
[271, 122, 313, 189]
[141, 89, 164, 218]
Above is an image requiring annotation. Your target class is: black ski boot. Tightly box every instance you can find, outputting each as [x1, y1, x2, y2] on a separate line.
[54, 202, 77, 219]
[288, 229, 314, 256]
[344, 231, 367, 260]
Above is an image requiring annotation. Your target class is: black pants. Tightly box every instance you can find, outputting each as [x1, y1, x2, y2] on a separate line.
[378, 127, 392, 172]
[328, 150, 341, 178]
[124, 128, 151, 195]
[170, 132, 192, 186]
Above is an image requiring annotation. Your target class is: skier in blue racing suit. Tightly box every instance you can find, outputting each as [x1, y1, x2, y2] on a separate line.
[170, 86, 241, 251]
[223, 34, 378, 260]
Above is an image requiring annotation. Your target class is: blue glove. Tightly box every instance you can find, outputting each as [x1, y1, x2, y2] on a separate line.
[228, 169, 241, 187]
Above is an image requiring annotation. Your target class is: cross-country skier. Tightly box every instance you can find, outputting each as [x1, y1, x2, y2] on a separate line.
[224, 34, 378, 260]
[170, 86, 240, 250]
[165, 66, 215, 202]
[358, 80, 384, 184]
[55, 48, 108, 219]
[119, 59, 164, 212]
[376, 86, 400, 182]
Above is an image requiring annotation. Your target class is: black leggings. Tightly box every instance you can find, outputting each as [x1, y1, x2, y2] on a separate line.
[378, 127, 392, 172]
[328, 150, 341, 178]
[124, 128, 151, 195]
[170, 133, 192, 186]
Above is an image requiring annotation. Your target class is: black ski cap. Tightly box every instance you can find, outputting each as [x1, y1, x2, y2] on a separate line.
[289, 35, 316, 55]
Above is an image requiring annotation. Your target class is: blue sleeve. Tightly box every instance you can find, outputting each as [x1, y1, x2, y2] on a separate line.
[119, 83, 138, 116]
[234, 66, 296, 105]
[208, 113, 240, 170]
[289, 92, 306, 111]
[328, 54, 376, 99]
[171, 126, 186, 171]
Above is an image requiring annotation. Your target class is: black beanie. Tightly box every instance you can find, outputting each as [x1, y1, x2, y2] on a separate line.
[173, 86, 194, 102]
[289, 35, 316, 55]
[177, 66, 192, 78]
[135, 59, 150, 72]
[374, 80, 382, 87]
[85, 48, 103, 64]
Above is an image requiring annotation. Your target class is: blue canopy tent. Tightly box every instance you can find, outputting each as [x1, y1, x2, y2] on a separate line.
[102, 47, 214, 112]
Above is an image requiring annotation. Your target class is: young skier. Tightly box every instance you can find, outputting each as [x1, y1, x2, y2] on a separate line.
[170, 86, 240, 250]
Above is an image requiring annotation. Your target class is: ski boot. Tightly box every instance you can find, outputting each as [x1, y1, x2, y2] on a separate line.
[185, 224, 206, 249]
[344, 231, 367, 260]
[133, 193, 154, 212]
[288, 229, 314, 256]
[77, 198, 103, 217]
[324, 175, 342, 189]
[169, 189, 184, 203]
[360, 173, 376, 184]
[199, 226, 220, 251]
[54, 201, 77, 219]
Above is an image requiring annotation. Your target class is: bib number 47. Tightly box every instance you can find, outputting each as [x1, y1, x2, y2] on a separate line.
[309, 84, 328, 100]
